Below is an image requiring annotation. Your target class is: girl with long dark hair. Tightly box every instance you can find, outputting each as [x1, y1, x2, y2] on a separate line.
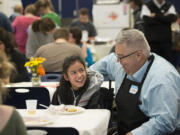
[52, 55, 103, 109]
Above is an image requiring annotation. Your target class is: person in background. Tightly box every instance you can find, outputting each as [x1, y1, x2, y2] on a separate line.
[52, 55, 103, 109]
[129, 0, 144, 31]
[0, 52, 27, 135]
[12, 4, 40, 56]
[34, 28, 83, 72]
[69, 27, 94, 67]
[70, 8, 97, 42]
[141, 0, 177, 63]
[26, 18, 56, 59]
[35, 0, 61, 27]
[9, 4, 23, 22]
[89, 29, 180, 135]
[0, 12, 13, 33]
[0, 28, 29, 82]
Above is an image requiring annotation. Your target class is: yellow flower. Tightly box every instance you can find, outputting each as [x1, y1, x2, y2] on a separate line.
[24, 57, 46, 76]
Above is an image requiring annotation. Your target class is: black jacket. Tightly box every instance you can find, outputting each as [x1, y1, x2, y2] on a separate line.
[143, 0, 177, 43]
[52, 70, 104, 109]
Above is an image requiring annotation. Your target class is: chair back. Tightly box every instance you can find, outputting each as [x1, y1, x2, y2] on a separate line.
[41, 72, 62, 82]
[4, 87, 50, 109]
[99, 87, 114, 110]
[27, 127, 79, 135]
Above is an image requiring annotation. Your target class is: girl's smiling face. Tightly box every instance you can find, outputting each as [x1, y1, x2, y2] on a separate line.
[64, 61, 87, 90]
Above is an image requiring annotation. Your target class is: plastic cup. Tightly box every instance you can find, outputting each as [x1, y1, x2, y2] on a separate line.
[26, 99, 37, 115]
[82, 30, 88, 42]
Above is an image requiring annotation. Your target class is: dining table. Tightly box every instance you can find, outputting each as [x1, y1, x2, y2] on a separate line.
[18, 108, 111, 135]
[7, 81, 115, 101]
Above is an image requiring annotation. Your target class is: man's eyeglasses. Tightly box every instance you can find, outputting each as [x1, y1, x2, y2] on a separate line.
[116, 50, 138, 60]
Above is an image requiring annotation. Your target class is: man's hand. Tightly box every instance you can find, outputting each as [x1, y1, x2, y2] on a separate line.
[126, 132, 132, 135]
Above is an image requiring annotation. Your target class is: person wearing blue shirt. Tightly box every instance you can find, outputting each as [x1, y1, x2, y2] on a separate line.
[89, 29, 180, 135]
[69, 27, 94, 67]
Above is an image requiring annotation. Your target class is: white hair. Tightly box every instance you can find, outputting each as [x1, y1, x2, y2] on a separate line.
[115, 29, 151, 57]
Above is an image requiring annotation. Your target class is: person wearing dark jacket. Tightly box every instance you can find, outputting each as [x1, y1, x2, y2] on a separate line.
[0, 28, 29, 82]
[0, 12, 13, 33]
[129, 0, 144, 32]
[52, 55, 103, 109]
[141, 0, 177, 63]
[70, 8, 97, 42]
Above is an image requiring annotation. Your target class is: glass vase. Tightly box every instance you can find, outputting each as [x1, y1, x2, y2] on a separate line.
[31, 73, 41, 87]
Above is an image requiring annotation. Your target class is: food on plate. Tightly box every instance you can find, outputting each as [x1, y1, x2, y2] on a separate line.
[48, 104, 84, 114]
[27, 110, 36, 115]
[25, 120, 39, 125]
[24, 118, 49, 126]
[66, 108, 78, 112]
[41, 119, 47, 122]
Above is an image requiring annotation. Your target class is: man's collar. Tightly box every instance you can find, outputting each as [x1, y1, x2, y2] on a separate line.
[153, 0, 166, 8]
[127, 59, 150, 82]
[54, 39, 67, 44]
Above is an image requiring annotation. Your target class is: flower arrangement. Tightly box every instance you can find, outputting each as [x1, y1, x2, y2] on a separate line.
[24, 57, 46, 76]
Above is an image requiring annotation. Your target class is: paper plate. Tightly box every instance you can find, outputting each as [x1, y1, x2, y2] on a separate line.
[23, 115, 53, 126]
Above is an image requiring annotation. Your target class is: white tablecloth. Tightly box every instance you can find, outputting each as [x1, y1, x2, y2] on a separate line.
[18, 109, 110, 135]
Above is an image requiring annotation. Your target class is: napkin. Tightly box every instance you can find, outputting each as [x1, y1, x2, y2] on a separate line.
[47, 104, 65, 114]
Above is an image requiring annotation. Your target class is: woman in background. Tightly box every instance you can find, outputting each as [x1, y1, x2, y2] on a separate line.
[0, 53, 27, 135]
[52, 55, 103, 109]
[0, 28, 29, 82]
[69, 27, 94, 67]
[26, 17, 56, 59]
[12, 4, 40, 55]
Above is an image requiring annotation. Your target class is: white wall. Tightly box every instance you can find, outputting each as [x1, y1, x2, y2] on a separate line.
[0, 0, 22, 17]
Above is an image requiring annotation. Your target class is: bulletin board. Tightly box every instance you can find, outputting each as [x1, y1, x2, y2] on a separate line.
[93, 3, 130, 28]
[92, 2, 130, 39]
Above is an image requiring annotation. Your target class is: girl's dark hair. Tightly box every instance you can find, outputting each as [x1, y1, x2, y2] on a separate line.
[69, 27, 82, 45]
[32, 18, 56, 34]
[62, 55, 85, 75]
[0, 28, 17, 55]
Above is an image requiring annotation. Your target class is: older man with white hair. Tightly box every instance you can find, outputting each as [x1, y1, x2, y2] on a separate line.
[89, 29, 180, 135]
